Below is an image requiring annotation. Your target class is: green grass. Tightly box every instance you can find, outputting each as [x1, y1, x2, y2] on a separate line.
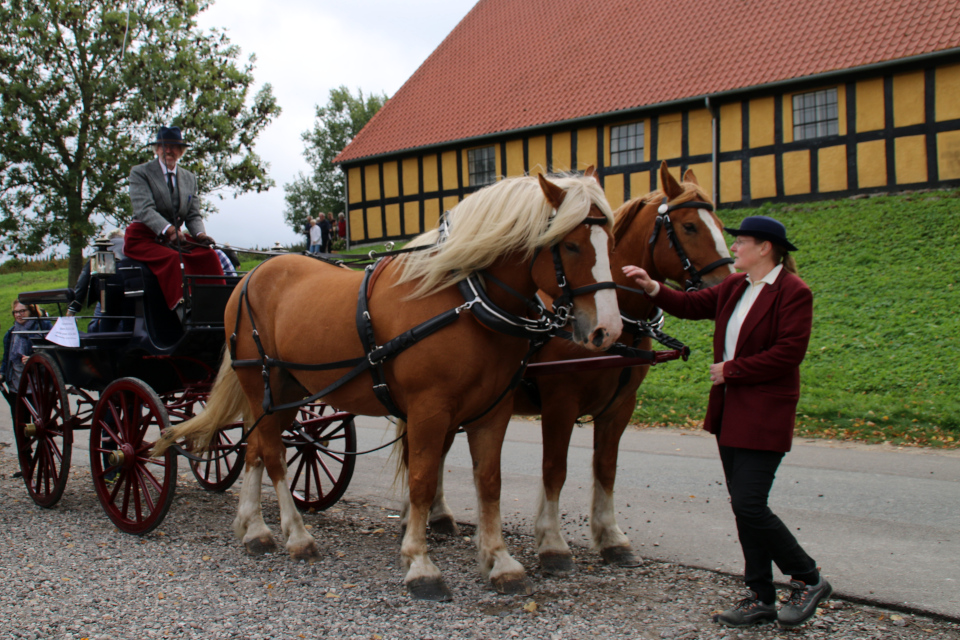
[633, 189, 960, 448]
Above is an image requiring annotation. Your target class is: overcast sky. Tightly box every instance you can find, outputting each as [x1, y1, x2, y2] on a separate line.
[196, 0, 478, 249]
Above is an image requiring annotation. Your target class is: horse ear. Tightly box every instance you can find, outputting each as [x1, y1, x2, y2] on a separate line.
[538, 173, 567, 209]
[583, 165, 601, 185]
[659, 160, 684, 199]
[682, 168, 700, 186]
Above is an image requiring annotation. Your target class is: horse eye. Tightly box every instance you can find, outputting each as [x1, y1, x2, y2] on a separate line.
[682, 223, 697, 233]
[564, 243, 580, 254]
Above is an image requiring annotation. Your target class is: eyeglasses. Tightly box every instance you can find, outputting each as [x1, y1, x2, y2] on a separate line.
[12, 309, 29, 316]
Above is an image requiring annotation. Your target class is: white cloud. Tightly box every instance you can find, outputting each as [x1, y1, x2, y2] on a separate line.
[196, 0, 477, 249]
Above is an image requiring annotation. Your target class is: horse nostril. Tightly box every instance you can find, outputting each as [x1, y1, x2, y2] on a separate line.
[592, 330, 606, 348]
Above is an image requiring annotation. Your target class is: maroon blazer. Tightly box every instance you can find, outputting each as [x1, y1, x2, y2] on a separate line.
[654, 269, 813, 452]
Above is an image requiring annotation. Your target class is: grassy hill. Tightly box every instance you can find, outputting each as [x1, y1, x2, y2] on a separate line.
[632, 188, 960, 448]
[1, 195, 956, 448]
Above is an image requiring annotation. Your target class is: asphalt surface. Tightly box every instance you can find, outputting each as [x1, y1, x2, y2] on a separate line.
[3, 407, 957, 620]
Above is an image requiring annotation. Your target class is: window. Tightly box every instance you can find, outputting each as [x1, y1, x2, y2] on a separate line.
[468, 146, 496, 186]
[610, 122, 644, 166]
[793, 88, 839, 140]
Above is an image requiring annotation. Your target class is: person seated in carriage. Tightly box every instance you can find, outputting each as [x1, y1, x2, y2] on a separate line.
[1, 302, 51, 402]
[125, 126, 224, 320]
[66, 229, 126, 332]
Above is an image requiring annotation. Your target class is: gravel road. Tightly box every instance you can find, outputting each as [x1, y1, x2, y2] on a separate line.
[1, 450, 957, 640]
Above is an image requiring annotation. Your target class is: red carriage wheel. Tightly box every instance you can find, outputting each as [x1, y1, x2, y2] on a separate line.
[189, 420, 245, 492]
[284, 403, 356, 511]
[90, 378, 177, 534]
[14, 353, 73, 508]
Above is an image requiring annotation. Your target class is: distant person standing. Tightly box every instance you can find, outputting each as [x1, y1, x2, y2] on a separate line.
[319, 213, 332, 254]
[308, 219, 322, 255]
[337, 213, 347, 244]
[1, 302, 50, 395]
[303, 216, 314, 248]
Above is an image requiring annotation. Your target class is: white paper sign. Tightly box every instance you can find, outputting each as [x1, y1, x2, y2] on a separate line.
[45, 316, 81, 348]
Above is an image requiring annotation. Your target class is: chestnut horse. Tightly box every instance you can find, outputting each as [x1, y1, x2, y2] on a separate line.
[154, 171, 622, 600]
[415, 162, 734, 573]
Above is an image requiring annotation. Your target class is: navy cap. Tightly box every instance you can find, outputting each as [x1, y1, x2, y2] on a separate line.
[724, 215, 798, 251]
[148, 126, 189, 147]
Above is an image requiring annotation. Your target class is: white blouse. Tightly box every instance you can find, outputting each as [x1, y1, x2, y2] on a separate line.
[723, 264, 783, 362]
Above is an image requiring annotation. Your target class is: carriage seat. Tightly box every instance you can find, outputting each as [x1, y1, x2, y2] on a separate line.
[18, 289, 75, 306]
[118, 258, 183, 345]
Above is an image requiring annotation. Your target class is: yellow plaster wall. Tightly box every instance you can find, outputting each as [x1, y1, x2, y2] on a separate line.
[442, 195, 460, 214]
[403, 201, 420, 235]
[857, 140, 887, 187]
[658, 113, 682, 159]
[552, 132, 572, 172]
[528, 135, 547, 175]
[938, 130, 960, 179]
[364, 165, 380, 201]
[423, 199, 441, 231]
[720, 160, 742, 203]
[422, 155, 439, 193]
[782, 95, 794, 144]
[630, 171, 651, 200]
[385, 203, 401, 236]
[893, 71, 925, 127]
[494, 144, 502, 179]
[441, 151, 458, 190]
[604, 173, 624, 210]
[856, 79, 885, 132]
[348, 168, 362, 204]
[383, 161, 399, 198]
[402, 158, 419, 195]
[686, 162, 713, 198]
[895, 135, 928, 184]
[837, 85, 848, 135]
[577, 127, 598, 169]
[935, 63, 960, 121]
[749, 97, 775, 148]
[750, 155, 777, 199]
[505, 139, 524, 176]
[365, 207, 383, 239]
[688, 109, 712, 157]
[782, 150, 811, 195]
[818, 146, 848, 192]
[349, 208, 365, 241]
[720, 103, 742, 152]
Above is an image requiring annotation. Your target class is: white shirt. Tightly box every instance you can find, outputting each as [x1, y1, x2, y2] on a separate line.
[723, 263, 783, 362]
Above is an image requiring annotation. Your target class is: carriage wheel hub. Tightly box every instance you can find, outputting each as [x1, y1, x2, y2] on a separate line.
[107, 450, 125, 467]
[24, 423, 38, 438]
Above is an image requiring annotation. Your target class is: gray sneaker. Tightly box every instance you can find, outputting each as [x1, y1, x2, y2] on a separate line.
[714, 591, 778, 627]
[778, 578, 833, 628]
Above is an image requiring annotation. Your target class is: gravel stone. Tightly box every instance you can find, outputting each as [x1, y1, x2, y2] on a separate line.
[0, 452, 958, 639]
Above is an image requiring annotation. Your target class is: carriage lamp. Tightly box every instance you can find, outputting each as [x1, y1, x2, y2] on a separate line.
[92, 235, 116, 276]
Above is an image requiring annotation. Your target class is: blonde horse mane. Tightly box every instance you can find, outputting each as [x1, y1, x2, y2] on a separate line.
[613, 181, 714, 244]
[396, 174, 613, 298]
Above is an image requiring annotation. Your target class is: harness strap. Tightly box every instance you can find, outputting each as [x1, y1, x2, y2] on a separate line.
[356, 263, 408, 420]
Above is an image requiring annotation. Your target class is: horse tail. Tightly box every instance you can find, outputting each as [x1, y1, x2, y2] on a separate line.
[151, 351, 247, 457]
[391, 417, 409, 490]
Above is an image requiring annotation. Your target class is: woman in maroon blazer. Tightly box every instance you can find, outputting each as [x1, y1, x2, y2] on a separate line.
[624, 216, 831, 629]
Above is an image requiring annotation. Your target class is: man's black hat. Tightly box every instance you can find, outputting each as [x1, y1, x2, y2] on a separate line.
[148, 126, 189, 147]
[724, 215, 798, 251]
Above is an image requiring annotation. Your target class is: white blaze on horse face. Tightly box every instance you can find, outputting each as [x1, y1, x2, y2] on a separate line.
[589, 225, 621, 337]
[698, 209, 736, 274]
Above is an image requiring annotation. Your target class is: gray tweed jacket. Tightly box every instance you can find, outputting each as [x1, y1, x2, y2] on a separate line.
[129, 158, 205, 237]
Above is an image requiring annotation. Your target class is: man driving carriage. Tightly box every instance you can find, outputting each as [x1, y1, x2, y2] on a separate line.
[125, 126, 224, 317]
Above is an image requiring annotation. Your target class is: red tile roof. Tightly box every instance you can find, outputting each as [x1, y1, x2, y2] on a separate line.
[335, 0, 960, 164]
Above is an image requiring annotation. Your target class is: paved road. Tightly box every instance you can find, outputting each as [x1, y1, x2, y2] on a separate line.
[3, 408, 958, 619]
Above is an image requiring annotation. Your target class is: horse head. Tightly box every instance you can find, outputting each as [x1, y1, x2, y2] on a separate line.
[531, 168, 622, 350]
[614, 161, 734, 293]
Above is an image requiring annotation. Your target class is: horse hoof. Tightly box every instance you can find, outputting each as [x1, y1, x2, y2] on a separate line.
[290, 543, 321, 563]
[406, 576, 454, 601]
[601, 545, 642, 567]
[491, 573, 535, 596]
[244, 536, 277, 556]
[429, 515, 460, 537]
[540, 551, 576, 576]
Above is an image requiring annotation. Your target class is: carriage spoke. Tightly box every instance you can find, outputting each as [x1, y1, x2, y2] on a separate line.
[134, 468, 158, 512]
[316, 455, 338, 486]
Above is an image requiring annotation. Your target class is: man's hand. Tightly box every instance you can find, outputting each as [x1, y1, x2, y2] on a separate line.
[164, 226, 187, 244]
[194, 232, 216, 246]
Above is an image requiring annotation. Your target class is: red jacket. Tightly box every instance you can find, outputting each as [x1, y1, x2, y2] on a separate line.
[654, 269, 813, 452]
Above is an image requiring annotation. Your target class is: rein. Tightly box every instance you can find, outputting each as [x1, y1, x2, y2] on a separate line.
[648, 198, 734, 291]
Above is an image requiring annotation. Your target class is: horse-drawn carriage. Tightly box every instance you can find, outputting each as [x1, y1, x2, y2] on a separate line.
[10, 243, 355, 534]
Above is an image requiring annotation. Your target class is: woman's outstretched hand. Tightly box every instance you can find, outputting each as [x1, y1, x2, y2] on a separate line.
[622, 265, 659, 296]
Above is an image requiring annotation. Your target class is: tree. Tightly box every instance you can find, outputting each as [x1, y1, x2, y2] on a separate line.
[0, 0, 280, 285]
[283, 86, 387, 235]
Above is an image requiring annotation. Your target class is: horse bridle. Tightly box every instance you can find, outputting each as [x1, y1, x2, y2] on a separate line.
[648, 197, 734, 291]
